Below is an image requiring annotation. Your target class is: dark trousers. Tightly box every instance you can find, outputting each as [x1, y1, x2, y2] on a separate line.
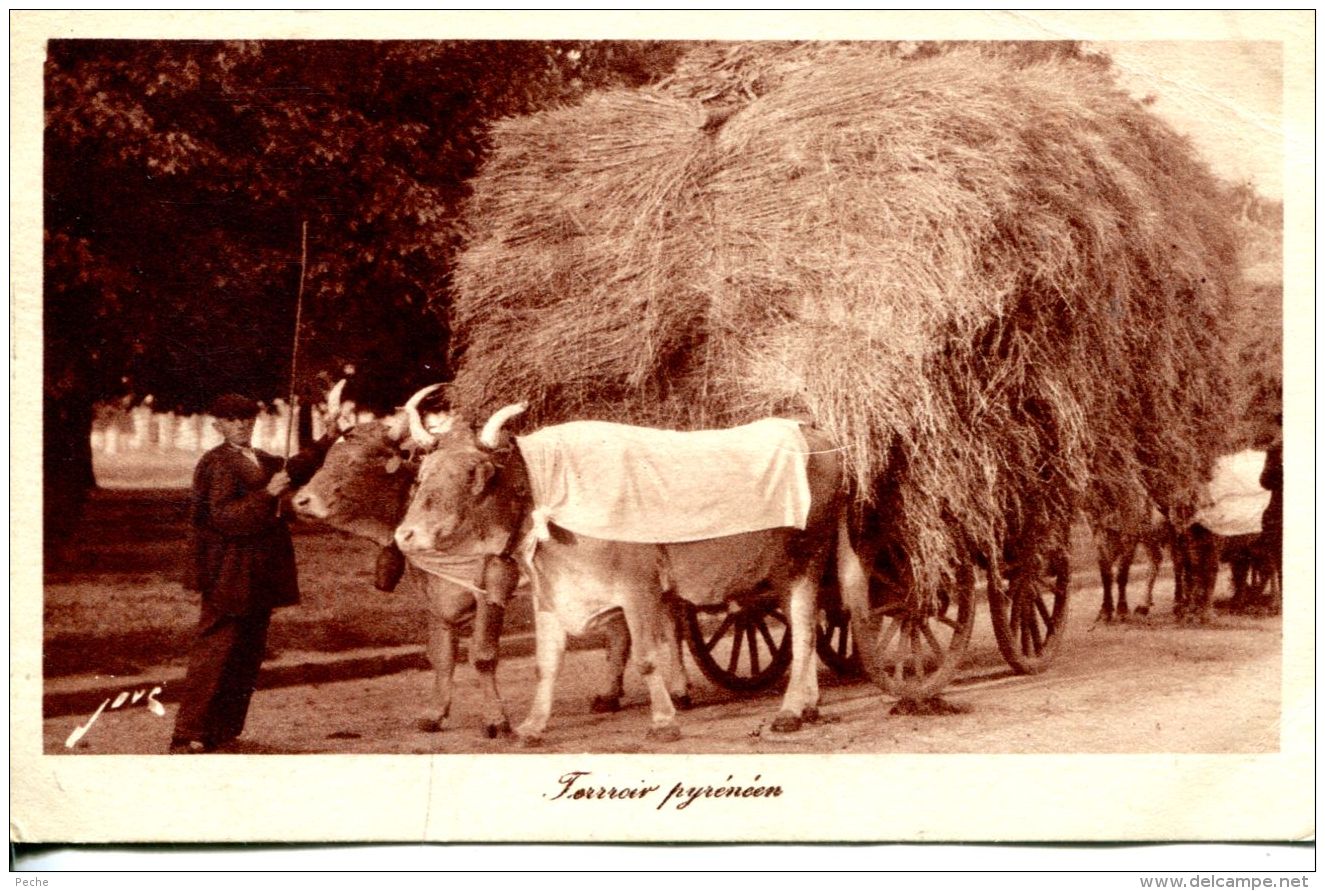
[172, 606, 272, 746]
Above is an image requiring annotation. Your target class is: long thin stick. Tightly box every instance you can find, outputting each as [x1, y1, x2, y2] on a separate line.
[283, 219, 309, 464]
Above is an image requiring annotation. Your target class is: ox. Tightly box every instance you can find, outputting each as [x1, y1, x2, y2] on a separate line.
[1092, 495, 1170, 622]
[393, 404, 851, 744]
[292, 385, 674, 738]
[1171, 449, 1278, 623]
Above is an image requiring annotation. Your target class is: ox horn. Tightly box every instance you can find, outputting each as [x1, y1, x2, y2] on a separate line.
[325, 378, 348, 427]
[479, 402, 528, 450]
[403, 383, 446, 448]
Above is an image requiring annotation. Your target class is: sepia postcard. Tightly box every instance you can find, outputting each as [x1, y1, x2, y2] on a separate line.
[10, 10, 1314, 861]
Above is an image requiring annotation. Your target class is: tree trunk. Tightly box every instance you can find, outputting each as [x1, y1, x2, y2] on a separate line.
[44, 390, 96, 565]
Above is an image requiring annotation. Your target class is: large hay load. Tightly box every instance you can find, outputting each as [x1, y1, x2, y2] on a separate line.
[1225, 198, 1283, 448]
[448, 43, 1244, 691]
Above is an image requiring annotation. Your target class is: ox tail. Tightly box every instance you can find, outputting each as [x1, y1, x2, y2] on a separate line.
[835, 511, 870, 619]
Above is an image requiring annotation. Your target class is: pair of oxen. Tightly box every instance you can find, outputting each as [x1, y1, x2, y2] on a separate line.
[294, 384, 863, 744]
[1093, 448, 1282, 625]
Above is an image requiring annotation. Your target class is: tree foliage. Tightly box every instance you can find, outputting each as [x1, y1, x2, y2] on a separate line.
[45, 39, 686, 414]
[42, 39, 685, 557]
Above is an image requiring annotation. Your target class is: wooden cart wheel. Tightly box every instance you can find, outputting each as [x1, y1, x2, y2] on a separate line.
[986, 548, 1071, 674]
[815, 604, 860, 676]
[682, 600, 793, 692]
[851, 564, 975, 699]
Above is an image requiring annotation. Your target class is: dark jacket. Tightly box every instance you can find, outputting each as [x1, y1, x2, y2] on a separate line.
[1259, 441, 1283, 541]
[184, 444, 299, 613]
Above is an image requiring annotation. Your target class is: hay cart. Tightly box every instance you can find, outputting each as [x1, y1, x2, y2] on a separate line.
[676, 518, 1071, 696]
[447, 44, 1240, 703]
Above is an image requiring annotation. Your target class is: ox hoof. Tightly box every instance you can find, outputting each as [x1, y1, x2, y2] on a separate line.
[518, 733, 545, 748]
[801, 706, 822, 724]
[484, 720, 514, 740]
[1096, 610, 1114, 624]
[590, 694, 622, 714]
[415, 718, 445, 734]
[672, 694, 694, 711]
[646, 724, 682, 743]
[770, 712, 803, 734]
[1135, 606, 1150, 617]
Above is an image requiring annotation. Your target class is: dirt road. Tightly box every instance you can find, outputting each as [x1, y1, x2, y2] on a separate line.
[45, 598, 1281, 756]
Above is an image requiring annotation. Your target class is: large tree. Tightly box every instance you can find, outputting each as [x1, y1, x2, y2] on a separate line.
[43, 39, 686, 555]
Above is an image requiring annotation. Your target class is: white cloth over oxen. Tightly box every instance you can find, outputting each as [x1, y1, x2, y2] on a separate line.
[1194, 449, 1271, 538]
[514, 418, 814, 635]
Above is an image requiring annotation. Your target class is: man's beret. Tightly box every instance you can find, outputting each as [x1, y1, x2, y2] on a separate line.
[209, 393, 261, 420]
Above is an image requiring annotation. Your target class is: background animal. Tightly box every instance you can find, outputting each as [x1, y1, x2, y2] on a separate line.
[1091, 495, 1170, 622]
[1171, 449, 1277, 622]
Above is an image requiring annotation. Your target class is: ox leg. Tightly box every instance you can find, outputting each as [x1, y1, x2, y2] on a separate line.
[660, 600, 692, 710]
[1171, 535, 1191, 619]
[772, 575, 820, 733]
[1227, 553, 1245, 611]
[1137, 541, 1163, 617]
[592, 611, 630, 714]
[1115, 543, 1137, 620]
[471, 600, 512, 739]
[420, 615, 458, 733]
[516, 609, 566, 745]
[1189, 527, 1218, 624]
[593, 606, 690, 713]
[1097, 556, 1116, 622]
[620, 598, 680, 742]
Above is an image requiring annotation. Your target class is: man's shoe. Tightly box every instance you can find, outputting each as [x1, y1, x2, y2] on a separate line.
[168, 738, 209, 755]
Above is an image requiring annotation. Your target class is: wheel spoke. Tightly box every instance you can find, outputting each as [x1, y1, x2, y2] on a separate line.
[936, 613, 961, 631]
[1028, 606, 1044, 654]
[754, 614, 778, 653]
[704, 613, 736, 652]
[747, 622, 762, 674]
[875, 614, 902, 656]
[919, 621, 946, 660]
[1035, 593, 1053, 628]
[726, 620, 743, 674]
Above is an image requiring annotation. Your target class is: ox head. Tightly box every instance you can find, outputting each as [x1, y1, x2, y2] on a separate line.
[292, 383, 451, 547]
[393, 402, 529, 557]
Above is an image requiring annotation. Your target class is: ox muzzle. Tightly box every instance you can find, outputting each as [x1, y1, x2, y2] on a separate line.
[291, 489, 330, 520]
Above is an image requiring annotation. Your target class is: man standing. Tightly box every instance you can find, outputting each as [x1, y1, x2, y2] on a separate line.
[171, 393, 324, 753]
[1257, 413, 1283, 612]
